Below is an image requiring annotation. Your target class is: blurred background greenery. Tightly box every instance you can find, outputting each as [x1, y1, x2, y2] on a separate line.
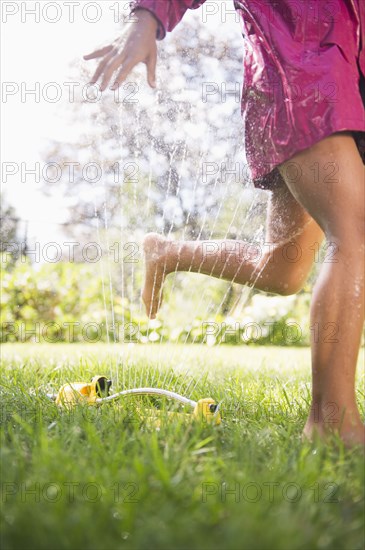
[1, 3, 323, 348]
[1, 256, 313, 345]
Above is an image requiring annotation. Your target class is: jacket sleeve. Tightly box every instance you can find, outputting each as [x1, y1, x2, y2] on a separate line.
[129, 0, 207, 40]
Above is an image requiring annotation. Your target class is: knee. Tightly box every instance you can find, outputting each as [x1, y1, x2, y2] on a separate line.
[325, 203, 364, 252]
[266, 263, 309, 296]
[276, 277, 305, 296]
[258, 243, 313, 296]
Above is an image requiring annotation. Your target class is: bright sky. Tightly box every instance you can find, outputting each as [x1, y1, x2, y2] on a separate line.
[1, 0, 241, 244]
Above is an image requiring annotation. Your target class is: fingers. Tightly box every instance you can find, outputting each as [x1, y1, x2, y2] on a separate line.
[146, 49, 157, 88]
[83, 45, 114, 61]
[110, 48, 157, 90]
[85, 43, 157, 91]
[100, 53, 127, 91]
[110, 57, 138, 90]
[89, 49, 118, 86]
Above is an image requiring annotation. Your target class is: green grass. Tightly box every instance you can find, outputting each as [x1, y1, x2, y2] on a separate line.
[1, 344, 364, 550]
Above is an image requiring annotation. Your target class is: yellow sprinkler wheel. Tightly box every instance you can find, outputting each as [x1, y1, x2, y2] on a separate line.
[55, 376, 111, 409]
[193, 398, 222, 425]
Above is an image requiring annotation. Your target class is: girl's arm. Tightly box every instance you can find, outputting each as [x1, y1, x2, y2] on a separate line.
[130, 0, 207, 39]
[84, 0, 207, 90]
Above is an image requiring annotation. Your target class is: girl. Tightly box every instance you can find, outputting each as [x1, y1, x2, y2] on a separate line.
[84, 0, 365, 446]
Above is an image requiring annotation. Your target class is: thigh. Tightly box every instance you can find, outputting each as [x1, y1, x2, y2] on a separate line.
[278, 132, 365, 240]
[266, 176, 324, 249]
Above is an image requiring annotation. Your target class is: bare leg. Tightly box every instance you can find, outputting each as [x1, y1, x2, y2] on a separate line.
[142, 183, 323, 317]
[278, 133, 364, 446]
[142, 133, 364, 445]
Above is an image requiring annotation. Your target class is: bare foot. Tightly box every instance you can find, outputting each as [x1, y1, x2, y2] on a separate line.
[302, 405, 365, 448]
[142, 233, 173, 319]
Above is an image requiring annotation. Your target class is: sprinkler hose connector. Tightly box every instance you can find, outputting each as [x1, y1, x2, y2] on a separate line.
[53, 376, 221, 425]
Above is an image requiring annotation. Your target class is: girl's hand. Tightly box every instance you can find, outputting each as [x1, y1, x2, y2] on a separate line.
[83, 9, 158, 91]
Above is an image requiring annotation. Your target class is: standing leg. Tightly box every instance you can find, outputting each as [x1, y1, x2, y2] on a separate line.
[278, 132, 364, 446]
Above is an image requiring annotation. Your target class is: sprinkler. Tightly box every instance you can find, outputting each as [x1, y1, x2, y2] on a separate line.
[48, 375, 222, 425]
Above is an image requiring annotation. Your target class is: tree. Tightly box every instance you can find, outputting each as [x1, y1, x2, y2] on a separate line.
[42, 12, 266, 237]
[0, 194, 24, 266]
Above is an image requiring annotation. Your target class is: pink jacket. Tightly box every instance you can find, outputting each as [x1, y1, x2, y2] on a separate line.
[131, 0, 365, 188]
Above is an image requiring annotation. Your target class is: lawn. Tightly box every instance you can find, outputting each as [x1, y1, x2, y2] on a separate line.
[1, 344, 364, 550]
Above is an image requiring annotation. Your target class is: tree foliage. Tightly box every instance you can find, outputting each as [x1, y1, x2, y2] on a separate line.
[42, 12, 267, 242]
[0, 194, 24, 265]
[1, 260, 312, 346]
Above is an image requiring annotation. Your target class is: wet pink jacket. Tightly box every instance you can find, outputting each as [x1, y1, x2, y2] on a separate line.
[131, 0, 365, 188]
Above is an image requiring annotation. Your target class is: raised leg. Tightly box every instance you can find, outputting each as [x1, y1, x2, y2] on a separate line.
[142, 182, 323, 317]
